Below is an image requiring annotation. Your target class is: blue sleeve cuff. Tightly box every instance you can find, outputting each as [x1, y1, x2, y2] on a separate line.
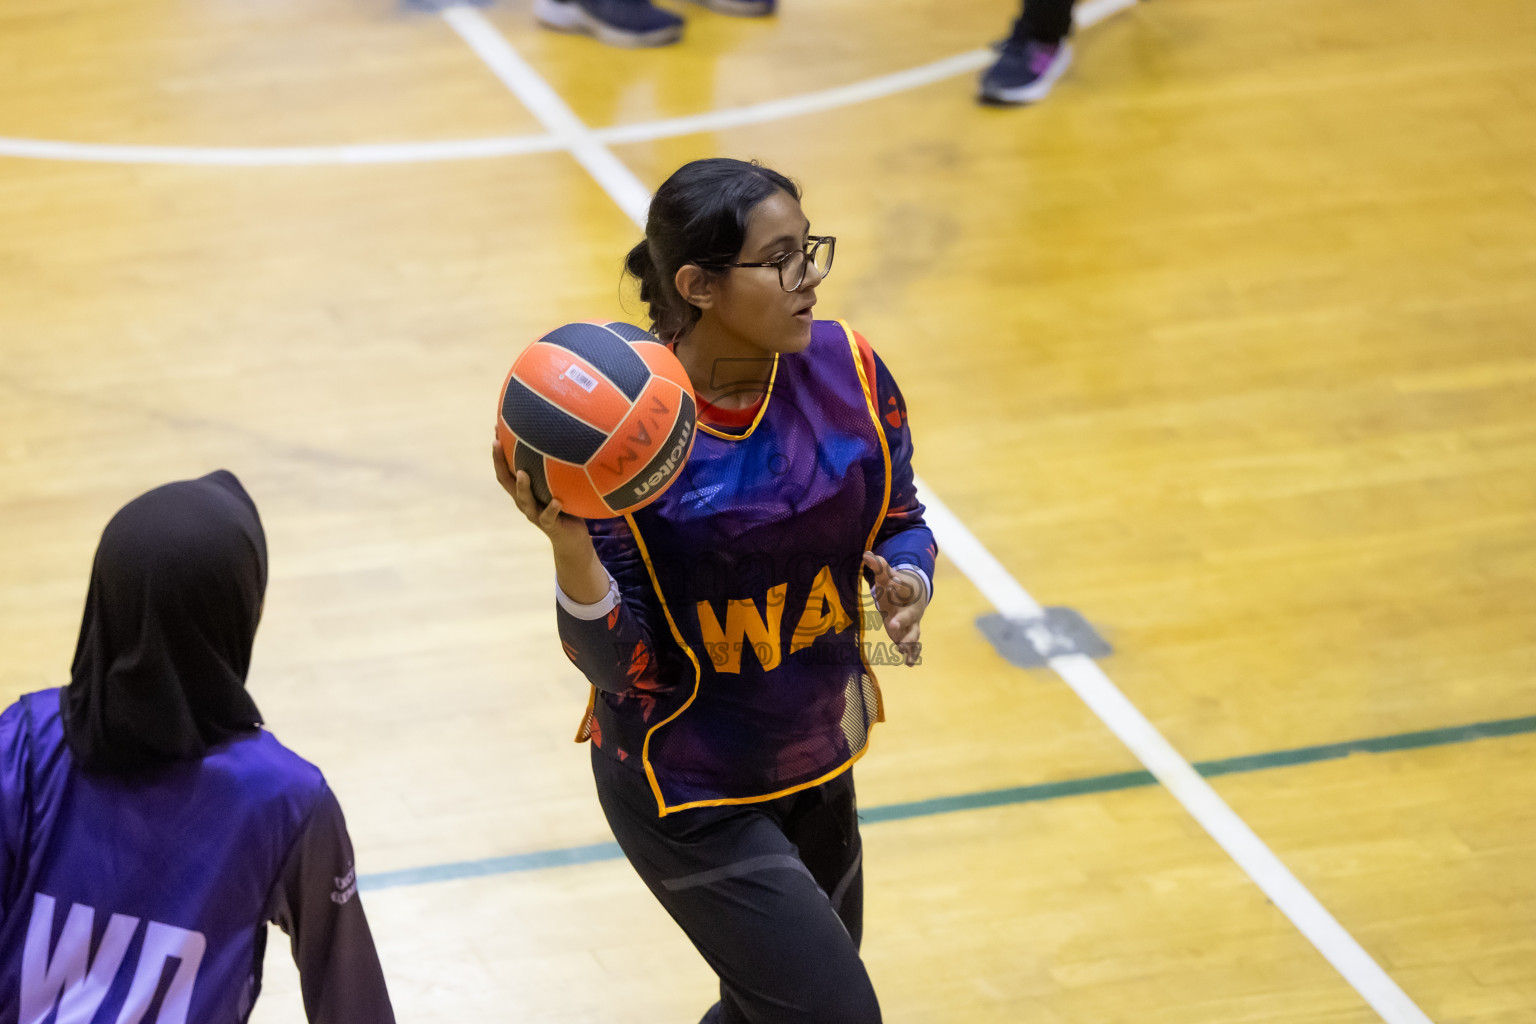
[874, 527, 937, 598]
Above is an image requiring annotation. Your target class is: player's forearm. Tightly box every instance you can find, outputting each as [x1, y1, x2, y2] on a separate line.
[551, 533, 610, 605]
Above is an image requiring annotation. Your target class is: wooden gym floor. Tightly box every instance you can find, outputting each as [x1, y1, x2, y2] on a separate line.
[2, 0, 1534, 1021]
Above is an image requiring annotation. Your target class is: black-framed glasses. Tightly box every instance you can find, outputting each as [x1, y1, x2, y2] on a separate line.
[698, 235, 835, 292]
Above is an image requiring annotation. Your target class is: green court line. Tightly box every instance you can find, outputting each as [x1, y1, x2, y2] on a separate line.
[360, 712, 1536, 890]
[1195, 715, 1536, 778]
[859, 769, 1156, 823]
[863, 713, 1536, 824]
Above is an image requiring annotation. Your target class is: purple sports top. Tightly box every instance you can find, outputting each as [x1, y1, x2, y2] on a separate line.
[0, 690, 393, 1024]
[558, 320, 937, 814]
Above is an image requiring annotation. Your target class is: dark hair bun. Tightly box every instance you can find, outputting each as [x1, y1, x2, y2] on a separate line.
[625, 239, 658, 308]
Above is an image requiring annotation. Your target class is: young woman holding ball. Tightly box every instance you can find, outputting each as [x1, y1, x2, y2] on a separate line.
[493, 158, 935, 1023]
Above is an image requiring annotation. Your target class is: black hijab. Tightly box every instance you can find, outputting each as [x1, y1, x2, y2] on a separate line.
[61, 470, 266, 773]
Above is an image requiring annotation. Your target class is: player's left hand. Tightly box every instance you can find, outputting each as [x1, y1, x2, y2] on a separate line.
[862, 551, 928, 667]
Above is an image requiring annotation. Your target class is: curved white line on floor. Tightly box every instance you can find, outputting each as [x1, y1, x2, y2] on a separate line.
[589, 0, 1135, 144]
[0, 48, 989, 168]
[591, 48, 992, 146]
[0, 0, 1136, 168]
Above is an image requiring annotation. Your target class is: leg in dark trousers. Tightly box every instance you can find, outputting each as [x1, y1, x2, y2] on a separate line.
[592, 747, 878, 1024]
[1018, 0, 1076, 45]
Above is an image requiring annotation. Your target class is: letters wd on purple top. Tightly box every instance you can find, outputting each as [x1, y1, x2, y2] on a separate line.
[0, 690, 392, 1024]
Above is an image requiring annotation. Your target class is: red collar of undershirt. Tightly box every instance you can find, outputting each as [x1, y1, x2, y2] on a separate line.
[667, 341, 764, 429]
[695, 393, 762, 429]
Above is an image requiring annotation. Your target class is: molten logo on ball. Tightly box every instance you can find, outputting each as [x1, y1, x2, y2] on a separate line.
[497, 321, 698, 519]
[631, 421, 694, 500]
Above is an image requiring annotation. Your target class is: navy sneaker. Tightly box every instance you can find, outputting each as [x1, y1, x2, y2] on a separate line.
[979, 25, 1073, 105]
[679, 0, 776, 15]
[534, 0, 684, 47]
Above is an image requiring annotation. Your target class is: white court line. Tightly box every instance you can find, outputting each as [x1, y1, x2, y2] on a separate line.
[1052, 655, 1435, 1024]
[0, 0, 1136, 168]
[589, 48, 994, 147]
[440, 5, 650, 224]
[1074, 0, 1141, 32]
[437, 6, 1436, 1023]
[910, 481, 1044, 620]
[589, 0, 1136, 144]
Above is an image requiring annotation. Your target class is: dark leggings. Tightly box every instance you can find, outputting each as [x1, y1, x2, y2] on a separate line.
[592, 747, 880, 1024]
[1020, 0, 1076, 44]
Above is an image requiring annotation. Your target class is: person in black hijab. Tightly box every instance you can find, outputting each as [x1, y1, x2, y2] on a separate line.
[62, 468, 267, 772]
[0, 471, 396, 1024]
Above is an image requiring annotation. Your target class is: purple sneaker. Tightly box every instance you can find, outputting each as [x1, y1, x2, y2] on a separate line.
[534, 0, 684, 47]
[980, 24, 1073, 105]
